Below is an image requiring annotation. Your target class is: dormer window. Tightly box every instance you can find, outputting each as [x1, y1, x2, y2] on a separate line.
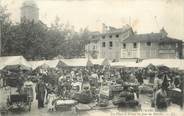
[109, 35, 112, 38]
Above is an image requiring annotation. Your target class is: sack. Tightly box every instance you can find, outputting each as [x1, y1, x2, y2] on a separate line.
[126, 100, 139, 107]
[112, 97, 126, 105]
[78, 91, 92, 104]
[99, 99, 109, 107]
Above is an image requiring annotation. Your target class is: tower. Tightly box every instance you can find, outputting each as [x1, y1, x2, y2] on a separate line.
[21, 0, 39, 23]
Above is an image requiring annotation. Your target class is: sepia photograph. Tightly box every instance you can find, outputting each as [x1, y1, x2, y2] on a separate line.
[0, 0, 184, 116]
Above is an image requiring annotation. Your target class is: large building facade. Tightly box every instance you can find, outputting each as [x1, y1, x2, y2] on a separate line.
[85, 25, 134, 61]
[121, 29, 182, 60]
[85, 27, 182, 61]
[21, 0, 39, 23]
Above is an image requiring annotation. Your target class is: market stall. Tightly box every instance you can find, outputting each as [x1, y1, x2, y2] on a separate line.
[90, 58, 110, 66]
[110, 61, 140, 68]
[60, 58, 93, 67]
[1, 64, 32, 112]
[0, 56, 31, 70]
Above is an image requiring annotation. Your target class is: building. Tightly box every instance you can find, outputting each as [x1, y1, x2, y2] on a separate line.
[182, 42, 184, 58]
[121, 29, 182, 60]
[21, 0, 39, 23]
[85, 24, 134, 61]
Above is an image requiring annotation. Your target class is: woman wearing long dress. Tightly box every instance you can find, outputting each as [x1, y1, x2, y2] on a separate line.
[35, 80, 46, 108]
[155, 75, 169, 110]
[23, 78, 34, 102]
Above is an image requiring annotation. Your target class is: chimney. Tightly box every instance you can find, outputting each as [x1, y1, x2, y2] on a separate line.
[160, 27, 168, 38]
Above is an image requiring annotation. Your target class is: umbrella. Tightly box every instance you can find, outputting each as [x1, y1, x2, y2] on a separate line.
[157, 65, 170, 73]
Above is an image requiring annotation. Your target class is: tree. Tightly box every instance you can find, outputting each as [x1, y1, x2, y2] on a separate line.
[0, 6, 93, 60]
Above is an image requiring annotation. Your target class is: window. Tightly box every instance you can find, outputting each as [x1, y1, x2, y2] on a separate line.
[92, 36, 95, 39]
[93, 46, 96, 49]
[133, 43, 137, 48]
[147, 42, 151, 46]
[123, 43, 126, 49]
[116, 34, 119, 38]
[102, 42, 106, 47]
[109, 41, 113, 47]
[109, 35, 112, 38]
[102, 36, 105, 39]
[176, 43, 178, 48]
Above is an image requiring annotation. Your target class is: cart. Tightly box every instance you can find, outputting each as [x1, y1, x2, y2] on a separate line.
[5, 78, 32, 112]
[7, 93, 32, 112]
[1, 64, 33, 112]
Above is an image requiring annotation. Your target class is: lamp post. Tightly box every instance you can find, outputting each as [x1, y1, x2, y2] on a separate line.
[0, 14, 3, 56]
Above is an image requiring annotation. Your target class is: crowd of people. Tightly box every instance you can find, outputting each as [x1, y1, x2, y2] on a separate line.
[1, 64, 184, 112]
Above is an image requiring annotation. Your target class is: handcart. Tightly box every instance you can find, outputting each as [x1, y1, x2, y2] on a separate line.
[7, 93, 32, 111]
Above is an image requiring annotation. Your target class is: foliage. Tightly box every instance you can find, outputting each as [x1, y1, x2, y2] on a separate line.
[0, 5, 92, 60]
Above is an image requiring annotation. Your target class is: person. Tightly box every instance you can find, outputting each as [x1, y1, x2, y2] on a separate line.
[45, 82, 53, 102]
[147, 67, 156, 84]
[127, 73, 139, 98]
[17, 76, 24, 93]
[173, 76, 181, 88]
[116, 86, 138, 108]
[152, 74, 163, 107]
[90, 71, 98, 87]
[23, 77, 34, 102]
[128, 73, 138, 84]
[76, 72, 83, 82]
[170, 76, 182, 107]
[47, 90, 57, 111]
[154, 74, 163, 90]
[70, 70, 76, 80]
[35, 79, 46, 108]
[136, 69, 144, 85]
[155, 76, 169, 110]
[0, 76, 3, 88]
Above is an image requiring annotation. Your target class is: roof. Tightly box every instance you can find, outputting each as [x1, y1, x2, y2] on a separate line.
[0, 56, 31, 70]
[29, 60, 60, 69]
[89, 25, 133, 42]
[29, 60, 46, 69]
[44, 60, 60, 68]
[110, 59, 184, 69]
[138, 59, 184, 68]
[101, 25, 133, 36]
[90, 58, 110, 65]
[60, 58, 93, 67]
[110, 61, 139, 68]
[22, 0, 38, 8]
[123, 33, 181, 43]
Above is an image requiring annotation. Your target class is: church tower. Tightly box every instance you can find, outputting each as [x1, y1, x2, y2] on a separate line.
[21, 0, 39, 23]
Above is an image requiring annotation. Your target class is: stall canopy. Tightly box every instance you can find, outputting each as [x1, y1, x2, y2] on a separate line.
[29, 60, 46, 70]
[110, 61, 139, 68]
[90, 58, 110, 65]
[44, 60, 60, 68]
[0, 56, 31, 70]
[138, 59, 184, 68]
[60, 58, 93, 67]
[29, 60, 60, 70]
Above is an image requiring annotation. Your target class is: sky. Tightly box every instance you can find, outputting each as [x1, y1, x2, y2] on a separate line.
[1, 0, 184, 39]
